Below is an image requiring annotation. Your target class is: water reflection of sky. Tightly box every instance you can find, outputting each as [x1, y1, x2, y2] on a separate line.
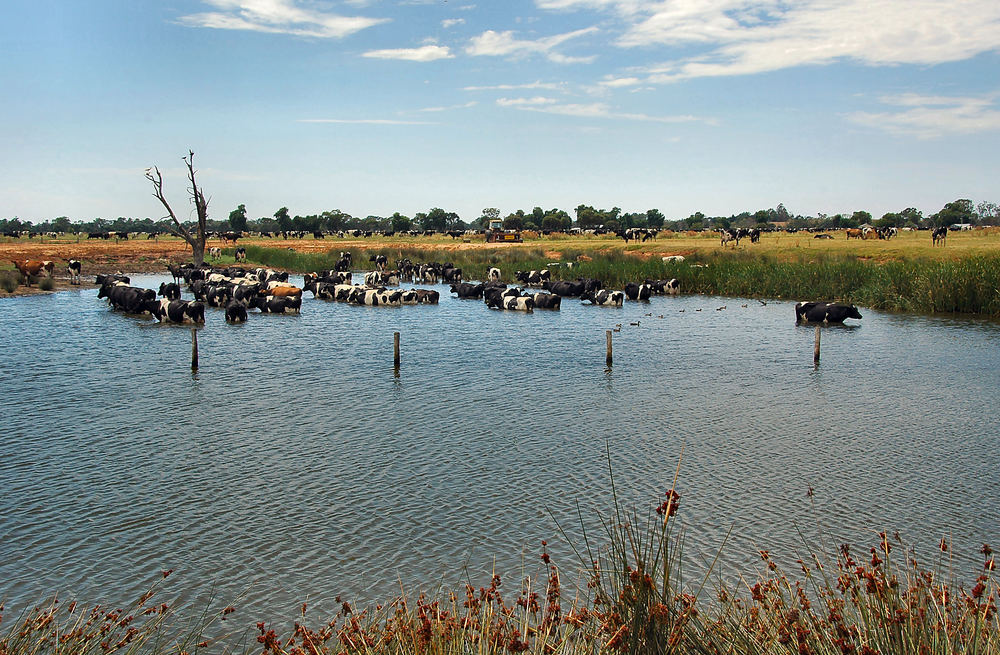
[1, 274, 998, 623]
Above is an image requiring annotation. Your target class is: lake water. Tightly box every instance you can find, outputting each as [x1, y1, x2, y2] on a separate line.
[2, 272, 998, 625]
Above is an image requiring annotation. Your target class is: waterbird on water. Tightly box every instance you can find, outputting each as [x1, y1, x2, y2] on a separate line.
[630, 320, 640, 326]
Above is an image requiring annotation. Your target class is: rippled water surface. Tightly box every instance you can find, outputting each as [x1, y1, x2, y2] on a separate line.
[2, 273, 999, 622]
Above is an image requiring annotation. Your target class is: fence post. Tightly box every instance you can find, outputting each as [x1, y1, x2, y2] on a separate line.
[813, 325, 821, 365]
[191, 329, 199, 370]
[606, 330, 613, 367]
[394, 331, 400, 368]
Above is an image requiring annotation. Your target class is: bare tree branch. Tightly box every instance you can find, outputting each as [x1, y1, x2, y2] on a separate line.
[145, 150, 210, 265]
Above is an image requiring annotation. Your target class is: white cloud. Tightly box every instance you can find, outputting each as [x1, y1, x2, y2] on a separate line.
[599, 76, 641, 88]
[442, 18, 466, 28]
[848, 93, 1000, 138]
[363, 45, 454, 61]
[464, 81, 566, 91]
[496, 96, 558, 107]
[466, 27, 598, 63]
[418, 101, 478, 112]
[298, 118, 436, 125]
[178, 0, 386, 38]
[497, 98, 702, 123]
[533, 0, 1000, 81]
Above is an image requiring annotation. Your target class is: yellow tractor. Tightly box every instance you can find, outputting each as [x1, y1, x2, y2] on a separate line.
[486, 219, 522, 243]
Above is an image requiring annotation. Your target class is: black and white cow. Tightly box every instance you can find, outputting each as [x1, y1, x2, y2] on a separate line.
[624, 283, 652, 301]
[487, 267, 501, 282]
[234, 247, 246, 262]
[441, 264, 462, 283]
[158, 282, 181, 300]
[531, 292, 561, 310]
[334, 252, 352, 272]
[149, 299, 206, 324]
[369, 254, 388, 271]
[209, 247, 222, 260]
[484, 287, 534, 312]
[450, 282, 485, 299]
[515, 270, 551, 286]
[644, 278, 680, 295]
[349, 287, 402, 306]
[67, 260, 82, 284]
[225, 301, 248, 323]
[794, 302, 863, 324]
[364, 271, 400, 286]
[932, 226, 948, 246]
[249, 295, 301, 314]
[581, 289, 624, 307]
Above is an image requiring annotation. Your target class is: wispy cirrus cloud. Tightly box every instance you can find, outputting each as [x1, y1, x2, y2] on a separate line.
[534, 0, 1000, 81]
[418, 101, 478, 112]
[496, 97, 558, 107]
[848, 93, 1000, 138]
[466, 27, 598, 63]
[464, 81, 566, 92]
[362, 45, 454, 61]
[178, 0, 386, 38]
[298, 118, 436, 125]
[442, 18, 466, 28]
[496, 97, 703, 123]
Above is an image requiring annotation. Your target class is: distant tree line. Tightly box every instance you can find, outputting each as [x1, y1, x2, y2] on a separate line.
[3, 198, 997, 236]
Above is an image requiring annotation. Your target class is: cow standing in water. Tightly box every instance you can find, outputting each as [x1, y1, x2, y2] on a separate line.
[794, 302, 862, 324]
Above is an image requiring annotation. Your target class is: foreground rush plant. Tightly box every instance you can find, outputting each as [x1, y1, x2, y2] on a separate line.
[2, 487, 996, 654]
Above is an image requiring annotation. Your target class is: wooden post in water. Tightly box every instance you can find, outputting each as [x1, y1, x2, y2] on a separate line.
[191, 328, 199, 370]
[393, 331, 401, 368]
[813, 325, 821, 365]
[606, 330, 613, 367]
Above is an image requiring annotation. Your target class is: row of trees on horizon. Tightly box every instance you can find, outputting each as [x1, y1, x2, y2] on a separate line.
[3, 199, 997, 237]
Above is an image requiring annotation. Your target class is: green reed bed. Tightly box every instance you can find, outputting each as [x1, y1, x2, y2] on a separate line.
[234, 245, 1000, 316]
[4, 484, 996, 655]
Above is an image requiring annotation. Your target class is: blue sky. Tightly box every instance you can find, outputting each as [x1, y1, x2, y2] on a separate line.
[2, 0, 999, 223]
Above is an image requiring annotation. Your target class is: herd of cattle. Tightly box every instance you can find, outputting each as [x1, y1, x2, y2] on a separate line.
[9, 252, 864, 328]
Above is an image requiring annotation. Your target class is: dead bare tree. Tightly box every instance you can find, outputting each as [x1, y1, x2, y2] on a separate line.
[145, 150, 210, 266]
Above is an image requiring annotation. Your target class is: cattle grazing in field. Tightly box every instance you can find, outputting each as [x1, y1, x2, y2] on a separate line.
[225, 301, 248, 323]
[581, 289, 624, 307]
[67, 260, 82, 284]
[149, 299, 206, 324]
[814, 233, 833, 239]
[450, 282, 485, 299]
[624, 283, 652, 301]
[487, 267, 501, 282]
[234, 247, 246, 262]
[932, 226, 947, 246]
[846, 228, 863, 240]
[794, 302, 863, 324]
[515, 269, 550, 286]
[720, 229, 737, 247]
[158, 282, 181, 300]
[209, 247, 222, 260]
[11, 260, 55, 285]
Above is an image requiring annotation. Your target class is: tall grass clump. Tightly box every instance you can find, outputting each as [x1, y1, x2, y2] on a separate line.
[0, 270, 19, 292]
[37, 277, 56, 291]
[0, 572, 241, 655]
